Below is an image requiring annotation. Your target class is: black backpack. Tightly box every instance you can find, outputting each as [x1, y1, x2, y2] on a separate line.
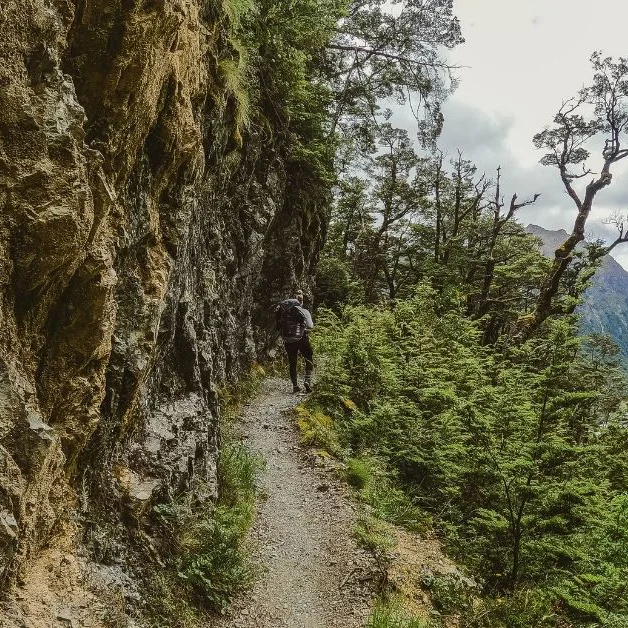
[276, 299, 306, 343]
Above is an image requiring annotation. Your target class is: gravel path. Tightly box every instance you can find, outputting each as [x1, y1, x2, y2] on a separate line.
[216, 378, 377, 628]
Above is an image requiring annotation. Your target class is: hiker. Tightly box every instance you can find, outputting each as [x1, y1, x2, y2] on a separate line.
[276, 290, 314, 393]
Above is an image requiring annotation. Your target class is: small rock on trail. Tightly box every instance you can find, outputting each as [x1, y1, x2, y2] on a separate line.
[216, 378, 378, 628]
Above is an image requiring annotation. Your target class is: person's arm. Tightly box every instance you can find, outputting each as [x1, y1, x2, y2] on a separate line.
[301, 307, 314, 329]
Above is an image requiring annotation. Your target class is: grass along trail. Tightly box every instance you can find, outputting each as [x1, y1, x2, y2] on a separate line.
[216, 377, 378, 628]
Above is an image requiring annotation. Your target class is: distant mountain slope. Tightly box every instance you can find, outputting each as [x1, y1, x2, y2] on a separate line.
[527, 224, 628, 360]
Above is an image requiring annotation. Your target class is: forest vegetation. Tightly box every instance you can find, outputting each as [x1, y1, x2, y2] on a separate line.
[3, 0, 628, 626]
[218, 0, 628, 624]
[275, 1, 628, 626]
[143, 0, 628, 624]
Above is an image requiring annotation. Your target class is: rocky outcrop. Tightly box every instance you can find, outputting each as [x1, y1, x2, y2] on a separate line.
[0, 0, 328, 598]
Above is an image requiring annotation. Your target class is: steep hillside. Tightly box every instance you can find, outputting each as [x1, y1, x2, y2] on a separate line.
[0, 0, 332, 614]
[527, 224, 628, 359]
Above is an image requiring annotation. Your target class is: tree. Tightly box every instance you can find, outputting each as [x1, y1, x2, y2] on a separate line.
[310, 293, 628, 624]
[324, 0, 464, 146]
[320, 134, 550, 321]
[523, 53, 628, 336]
[319, 122, 429, 302]
[469, 168, 539, 319]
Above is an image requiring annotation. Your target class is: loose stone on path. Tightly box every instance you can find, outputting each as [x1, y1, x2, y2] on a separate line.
[216, 378, 377, 628]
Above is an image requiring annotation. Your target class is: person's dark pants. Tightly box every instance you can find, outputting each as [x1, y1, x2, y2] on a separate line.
[284, 335, 313, 387]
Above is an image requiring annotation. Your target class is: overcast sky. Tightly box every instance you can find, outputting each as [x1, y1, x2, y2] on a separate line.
[418, 0, 628, 268]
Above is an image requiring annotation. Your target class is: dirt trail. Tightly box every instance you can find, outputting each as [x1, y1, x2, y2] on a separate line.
[217, 378, 377, 628]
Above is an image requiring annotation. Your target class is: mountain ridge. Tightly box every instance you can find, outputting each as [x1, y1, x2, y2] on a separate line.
[527, 224, 628, 360]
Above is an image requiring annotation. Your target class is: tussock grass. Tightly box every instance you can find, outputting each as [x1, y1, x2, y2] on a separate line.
[295, 404, 343, 456]
[367, 596, 432, 628]
[144, 574, 202, 628]
[218, 362, 267, 424]
[353, 515, 394, 554]
[144, 361, 267, 625]
[345, 456, 373, 489]
[344, 455, 430, 534]
[362, 479, 429, 534]
[177, 443, 262, 612]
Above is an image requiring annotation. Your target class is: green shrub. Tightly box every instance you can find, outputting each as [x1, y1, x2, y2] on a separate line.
[217, 442, 262, 507]
[421, 572, 471, 615]
[310, 292, 628, 628]
[175, 443, 263, 611]
[144, 573, 202, 628]
[460, 588, 557, 628]
[218, 363, 267, 425]
[179, 444, 261, 610]
[295, 404, 343, 456]
[146, 443, 262, 620]
[314, 256, 360, 309]
[221, 0, 255, 30]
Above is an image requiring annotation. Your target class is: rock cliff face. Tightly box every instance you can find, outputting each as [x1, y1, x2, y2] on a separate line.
[0, 0, 327, 602]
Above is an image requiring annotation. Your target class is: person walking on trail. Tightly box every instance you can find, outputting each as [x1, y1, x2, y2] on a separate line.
[276, 290, 314, 393]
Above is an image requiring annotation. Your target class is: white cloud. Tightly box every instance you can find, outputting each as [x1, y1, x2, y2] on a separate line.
[432, 0, 628, 267]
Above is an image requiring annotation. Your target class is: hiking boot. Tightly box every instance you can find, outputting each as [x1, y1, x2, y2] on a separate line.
[304, 381, 312, 393]
[292, 384, 301, 393]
